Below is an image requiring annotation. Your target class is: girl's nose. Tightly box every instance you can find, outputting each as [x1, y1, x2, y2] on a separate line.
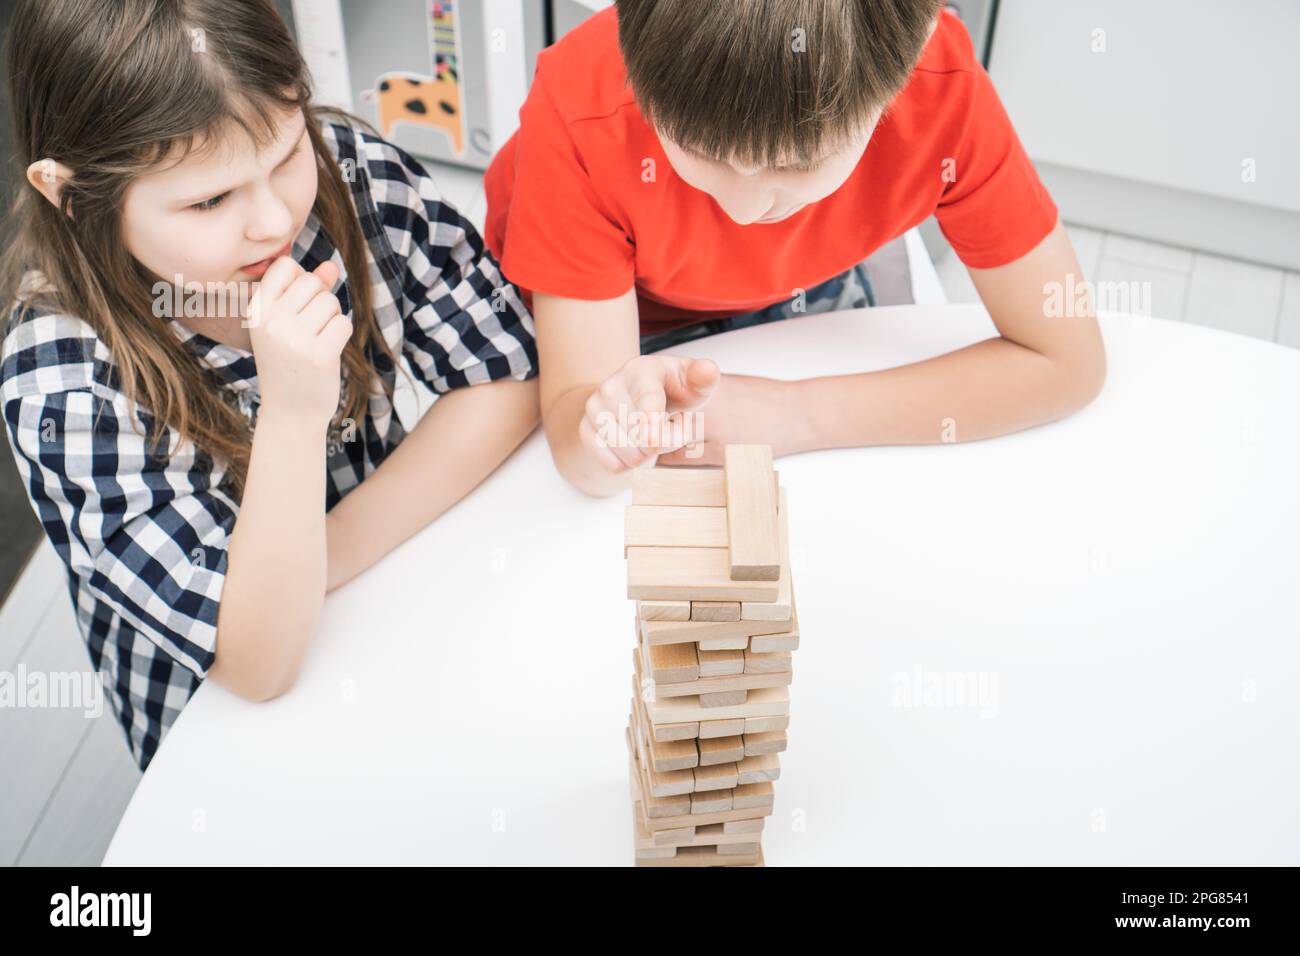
[245, 180, 294, 242]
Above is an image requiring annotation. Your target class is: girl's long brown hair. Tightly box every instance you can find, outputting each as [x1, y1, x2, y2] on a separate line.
[1, 0, 402, 500]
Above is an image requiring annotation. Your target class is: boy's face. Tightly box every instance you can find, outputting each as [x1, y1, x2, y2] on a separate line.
[656, 113, 879, 226]
[121, 104, 318, 292]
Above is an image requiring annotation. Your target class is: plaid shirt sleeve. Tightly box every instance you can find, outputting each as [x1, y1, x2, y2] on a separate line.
[360, 131, 539, 395]
[4, 382, 232, 677]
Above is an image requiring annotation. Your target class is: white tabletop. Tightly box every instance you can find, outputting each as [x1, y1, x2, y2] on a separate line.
[104, 304, 1300, 865]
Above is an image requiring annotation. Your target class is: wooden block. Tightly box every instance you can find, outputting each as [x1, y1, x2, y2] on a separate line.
[645, 639, 699, 685]
[636, 813, 764, 850]
[628, 547, 779, 602]
[645, 681, 790, 725]
[636, 844, 679, 860]
[723, 445, 780, 581]
[732, 780, 775, 810]
[624, 505, 727, 553]
[723, 817, 765, 835]
[740, 487, 794, 621]
[641, 801, 771, 833]
[691, 601, 740, 622]
[691, 789, 733, 814]
[744, 714, 789, 734]
[744, 648, 792, 674]
[641, 614, 788, 647]
[693, 762, 739, 792]
[635, 843, 761, 867]
[736, 752, 780, 784]
[748, 592, 800, 653]
[717, 842, 761, 856]
[627, 729, 692, 817]
[742, 730, 787, 756]
[630, 716, 695, 796]
[699, 689, 748, 707]
[631, 467, 725, 507]
[698, 648, 745, 677]
[652, 668, 791, 699]
[631, 745, 771, 833]
[639, 599, 691, 622]
[698, 735, 744, 766]
[696, 634, 750, 651]
[654, 721, 700, 742]
[633, 673, 699, 741]
[652, 825, 697, 847]
[644, 717, 699, 772]
[699, 718, 746, 739]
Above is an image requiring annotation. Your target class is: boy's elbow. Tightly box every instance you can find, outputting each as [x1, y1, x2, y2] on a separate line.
[1061, 348, 1107, 414]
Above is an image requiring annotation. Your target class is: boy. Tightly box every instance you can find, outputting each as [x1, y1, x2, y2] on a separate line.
[485, 0, 1105, 496]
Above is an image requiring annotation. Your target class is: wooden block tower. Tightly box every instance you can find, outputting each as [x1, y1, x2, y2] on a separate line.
[624, 445, 797, 867]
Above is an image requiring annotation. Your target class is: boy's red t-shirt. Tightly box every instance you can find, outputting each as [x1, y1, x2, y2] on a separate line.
[484, 6, 1058, 337]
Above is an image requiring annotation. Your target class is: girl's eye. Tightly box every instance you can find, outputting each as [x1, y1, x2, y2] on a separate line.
[191, 192, 229, 211]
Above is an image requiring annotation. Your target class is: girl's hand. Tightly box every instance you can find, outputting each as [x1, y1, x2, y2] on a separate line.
[578, 355, 720, 473]
[245, 257, 351, 429]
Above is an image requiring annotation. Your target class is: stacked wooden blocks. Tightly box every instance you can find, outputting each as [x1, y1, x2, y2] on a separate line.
[625, 445, 796, 867]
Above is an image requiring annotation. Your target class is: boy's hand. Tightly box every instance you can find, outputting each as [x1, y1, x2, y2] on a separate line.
[578, 355, 720, 472]
[245, 258, 351, 430]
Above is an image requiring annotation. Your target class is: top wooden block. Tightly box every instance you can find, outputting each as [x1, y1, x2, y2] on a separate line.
[723, 446, 780, 581]
[631, 465, 779, 508]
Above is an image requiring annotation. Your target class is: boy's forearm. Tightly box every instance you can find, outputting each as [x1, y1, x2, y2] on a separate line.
[325, 377, 541, 591]
[793, 336, 1104, 451]
[215, 410, 328, 698]
[543, 384, 635, 498]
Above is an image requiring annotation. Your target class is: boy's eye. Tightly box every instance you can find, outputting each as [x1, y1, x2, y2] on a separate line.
[191, 192, 229, 211]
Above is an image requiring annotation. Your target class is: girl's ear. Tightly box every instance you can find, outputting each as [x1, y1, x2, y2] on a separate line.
[26, 159, 75, 216]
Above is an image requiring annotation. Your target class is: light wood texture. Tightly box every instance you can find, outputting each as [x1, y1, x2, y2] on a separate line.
[693, 762, 739, 793]
[743, 731, 787, 756]
[741, 487, 793, 620]
[691, 601, 741, 622]
[744, 649, 792, 674]
[699, 689, 749, 707]
[736, 752, 781, 784]
[723, 445, 780, 581]
[645, 682, 790, 725]
[638, 600, 691, 622]
[698, 648, 745, 677]
[642, 640, 699, 685]
[653, 670, 791, 700]
[744, 714, 790, 734]
[699, 718, 746, 739]
[624, 505, 728, 553]
[628, 546, 780, 602]
[641, 614, 792, 647]
[723, 817, 765, 835]
[732, 780, 775, 810]
[698, 735, 745, 766]
[631, 467, 726, 506]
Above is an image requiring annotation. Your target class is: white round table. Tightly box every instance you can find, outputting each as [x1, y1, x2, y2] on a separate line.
[103, 304, 1300, 865]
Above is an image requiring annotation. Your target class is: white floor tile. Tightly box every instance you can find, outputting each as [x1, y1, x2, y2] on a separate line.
[1101, 233, 1195, 274]
[1094, 255, 1188, 321]
[1183, 253, 1285, 342]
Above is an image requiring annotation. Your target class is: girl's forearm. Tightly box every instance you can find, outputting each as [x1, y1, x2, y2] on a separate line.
[793, 336, 1104, 451]
[325, 377, 541, 592]
[211, 409, 328, 699]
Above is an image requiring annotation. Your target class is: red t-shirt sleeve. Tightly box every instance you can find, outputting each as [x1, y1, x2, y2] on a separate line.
[494, 68, 636, 301]
[934, 63, 1059, 269]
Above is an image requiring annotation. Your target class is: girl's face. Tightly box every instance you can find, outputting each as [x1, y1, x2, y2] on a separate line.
[121, 105, 317, 292]
[657, 114, 878, 226]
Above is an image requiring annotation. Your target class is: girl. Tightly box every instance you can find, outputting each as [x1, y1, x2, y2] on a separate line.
[0, 0, 540, 771]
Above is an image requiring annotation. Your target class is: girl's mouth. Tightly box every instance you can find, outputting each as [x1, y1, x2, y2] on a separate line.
[239, 240, 293, 277]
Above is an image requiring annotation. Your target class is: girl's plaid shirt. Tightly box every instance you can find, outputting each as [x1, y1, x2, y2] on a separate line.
[1, 120, 538, 770]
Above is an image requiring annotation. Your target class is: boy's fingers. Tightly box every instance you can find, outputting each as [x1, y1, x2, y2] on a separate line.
[665, 357, 720, 411]
[579, 414, 628, 474]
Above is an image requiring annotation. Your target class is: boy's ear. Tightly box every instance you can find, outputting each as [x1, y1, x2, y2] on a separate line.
[26, 159, 75, 216]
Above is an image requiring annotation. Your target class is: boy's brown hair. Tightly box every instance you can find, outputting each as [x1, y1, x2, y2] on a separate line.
[616, 0, 945, 168]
